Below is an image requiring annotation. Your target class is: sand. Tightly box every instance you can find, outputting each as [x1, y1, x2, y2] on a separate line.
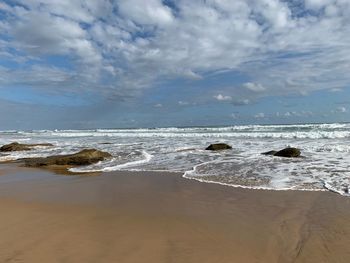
[1, 163, 350, 262]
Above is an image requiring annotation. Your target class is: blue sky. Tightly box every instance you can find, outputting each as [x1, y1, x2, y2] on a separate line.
[0, 0, 349, 129]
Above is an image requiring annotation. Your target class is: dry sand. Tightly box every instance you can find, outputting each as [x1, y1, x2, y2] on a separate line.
[0, 163, 350, 263]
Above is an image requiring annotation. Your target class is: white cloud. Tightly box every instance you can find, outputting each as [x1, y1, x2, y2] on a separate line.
[254, 112, 265, 118]
[305, 0, 335, 10]
[236, 99, 251, 105]
[336, 106, 347, 113]
[1, 0, 350, 102]
[0, 2, 12, 12]
[118, 0, 174, 26]
[154, 103, 163, 108]
[178, 101, 190, 106]
[214, 94, 232, 101]
[284, 111, 292, 117]
[243, 82, 265, 92]
[16, 0, 112, 23]
[231, 113, 239, 119]
[302, 111, 314, 117]
[329, 88, 343, 93]
[12, 11, 101, 66]
[283, 111, 314, 117]
[0, 65, 73, 88]
[253, 0, 291, 29]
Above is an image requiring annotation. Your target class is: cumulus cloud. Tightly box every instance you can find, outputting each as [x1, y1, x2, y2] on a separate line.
[214, 94, 232, 101]
[13, 12, 101, 65]
[1, 0, 350, 103]
[118, 0, 174, 26]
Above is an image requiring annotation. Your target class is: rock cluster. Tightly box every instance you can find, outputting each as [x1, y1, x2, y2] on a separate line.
[205, 143, 300, 158]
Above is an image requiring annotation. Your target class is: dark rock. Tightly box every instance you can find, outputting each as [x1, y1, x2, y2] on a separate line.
[0, 142, 54, 152]
[274, 147, 301, 158]
[24, 149, 112, 167]
[261, 150, 278, 156]
[205, 143, 232, 151]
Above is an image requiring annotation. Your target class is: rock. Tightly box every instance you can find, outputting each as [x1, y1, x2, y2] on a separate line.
[24, 149, 112, 167]
[0, 142, 54, 152]
[261, 150, 277, 156]
[0, 142, 31, 151]
[205, 143, 232, 151]
[274, 147, 301, 158]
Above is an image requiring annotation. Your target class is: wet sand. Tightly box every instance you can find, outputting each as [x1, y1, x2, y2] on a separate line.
[1, 163, 350, 262]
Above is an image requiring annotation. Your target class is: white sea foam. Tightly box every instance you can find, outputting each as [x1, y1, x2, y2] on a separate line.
[6, 123, 349, 139]
[35, 130, 350, 139]
[69, 151, 153, 173]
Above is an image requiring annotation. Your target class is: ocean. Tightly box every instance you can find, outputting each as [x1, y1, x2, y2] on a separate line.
[1, 123, 350, 196]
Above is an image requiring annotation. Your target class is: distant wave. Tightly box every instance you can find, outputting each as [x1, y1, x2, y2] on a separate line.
[2, 123, 348, 139]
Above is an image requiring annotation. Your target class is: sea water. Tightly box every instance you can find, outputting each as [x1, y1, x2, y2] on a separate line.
[1, 123, 349, 196]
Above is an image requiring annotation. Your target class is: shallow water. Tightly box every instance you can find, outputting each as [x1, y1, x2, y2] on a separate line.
[1, 123, 350, 196]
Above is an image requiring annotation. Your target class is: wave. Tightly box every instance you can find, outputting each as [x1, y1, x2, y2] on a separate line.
[10, 131, 350, 139]
[69, 151, 153, 173]
[3, 122, 349, 133]
[182, 173, 328, 193]
[2, 123, 347, 139]
[323, 181, 350, 197]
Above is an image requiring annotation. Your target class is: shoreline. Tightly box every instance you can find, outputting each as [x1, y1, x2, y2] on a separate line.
[1, 163, 350, 262]
[2, 160, 332, 195]
[183, 173, 329, 193]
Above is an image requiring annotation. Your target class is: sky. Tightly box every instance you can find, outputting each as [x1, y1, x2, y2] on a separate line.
[0, 0, 349, 130]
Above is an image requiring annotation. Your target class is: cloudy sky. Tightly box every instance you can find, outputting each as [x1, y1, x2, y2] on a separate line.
[0, 0, 349, 129]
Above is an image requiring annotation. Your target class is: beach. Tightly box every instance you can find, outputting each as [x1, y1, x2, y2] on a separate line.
[1, 0, 350, 261]
[1, 163, 350, 262]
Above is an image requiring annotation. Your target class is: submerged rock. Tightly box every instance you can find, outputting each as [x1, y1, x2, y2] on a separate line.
[261, 150, 278, 156]
[205, 143, 232, 151]
[24, 149, 112, 167]
[274, 147, 301, 158]
[0, 142, 53, 152]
